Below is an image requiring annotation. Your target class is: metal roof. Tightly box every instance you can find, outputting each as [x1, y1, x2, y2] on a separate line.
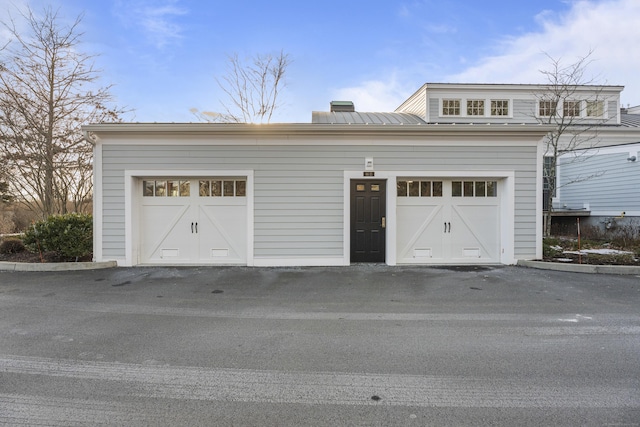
[312, 111, 427, 125]
[620, 113, 640, 128]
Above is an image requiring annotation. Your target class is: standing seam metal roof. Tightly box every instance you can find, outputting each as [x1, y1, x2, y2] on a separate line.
[312, 111, 427, 124]
[620, 114, 640, 128]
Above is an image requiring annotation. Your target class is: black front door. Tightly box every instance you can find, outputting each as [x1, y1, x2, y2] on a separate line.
[350, 180, 386, 262]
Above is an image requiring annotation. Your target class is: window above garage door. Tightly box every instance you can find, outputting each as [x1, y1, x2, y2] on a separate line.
[142, 178, 247, 198]
[451, 180, 497, 197]
[397, 180, 443, 197]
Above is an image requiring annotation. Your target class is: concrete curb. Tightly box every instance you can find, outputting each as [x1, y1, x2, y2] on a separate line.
[1, 259, 638, 274]
[0, 260, 117, 272]
[518, 260, 640, 275]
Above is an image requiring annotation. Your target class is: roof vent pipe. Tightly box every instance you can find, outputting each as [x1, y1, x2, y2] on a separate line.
[330, 101, 355, 112]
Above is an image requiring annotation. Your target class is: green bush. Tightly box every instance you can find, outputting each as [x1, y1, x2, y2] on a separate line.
[0, 238, 25, 254]
[23, 213, 93, 261]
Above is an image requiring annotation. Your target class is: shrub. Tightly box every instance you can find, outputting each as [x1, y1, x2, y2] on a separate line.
[0, 238, 25, 254]
[610, 220, 640, 250]
[543, 238, 562, 258]
[0, 210, 15, 234]
[585, 252, 637, 266]
[579, 225, 607, 241]
[23, 213, 93, 261]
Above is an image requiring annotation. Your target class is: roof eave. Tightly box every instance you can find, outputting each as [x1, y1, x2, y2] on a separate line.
[83, 122, 555, 138]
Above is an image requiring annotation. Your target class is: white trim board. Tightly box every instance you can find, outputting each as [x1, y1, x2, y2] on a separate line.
[92, 140, 104, 263]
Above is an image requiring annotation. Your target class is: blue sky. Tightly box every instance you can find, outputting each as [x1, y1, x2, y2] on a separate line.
[2, 0, 639, 122]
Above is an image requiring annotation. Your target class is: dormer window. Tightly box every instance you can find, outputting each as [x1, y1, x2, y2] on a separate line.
[539, 101, 557, 117]
[490, 100, 509, 116]
[563, 100, 581, 117]
[439, 98, 512, 118]
[467, 99, 485, 116]
[442, 99, 461, 116]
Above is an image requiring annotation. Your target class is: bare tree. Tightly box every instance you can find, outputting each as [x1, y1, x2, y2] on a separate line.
[0, 153, 10, 203]
[0, 6, 125, 219]
[192, 51, 290, 124]
[536, 51, 603, 237]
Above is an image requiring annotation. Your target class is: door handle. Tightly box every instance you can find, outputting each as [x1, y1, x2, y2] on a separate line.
[191, 222, 194, 233]
[195, 222, 198, 233]
[444, 222, 451, 233]
[448, 222, 451, 233]
[381, 217, 386, 228]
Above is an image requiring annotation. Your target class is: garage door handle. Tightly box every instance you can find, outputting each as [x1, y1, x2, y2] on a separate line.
[191, 222, 194, 233]
[444, 222, 451, 233]
[448, 222, 451, 233]
[195, 222, 198, 233]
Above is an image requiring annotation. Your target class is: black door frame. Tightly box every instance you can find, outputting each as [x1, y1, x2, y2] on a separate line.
[350, 179, 386, 263]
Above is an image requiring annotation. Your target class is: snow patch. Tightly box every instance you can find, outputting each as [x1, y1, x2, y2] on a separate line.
[563, 249, 633, 255]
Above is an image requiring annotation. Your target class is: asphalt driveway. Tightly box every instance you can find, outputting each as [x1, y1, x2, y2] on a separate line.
[1, 265, 639, 426]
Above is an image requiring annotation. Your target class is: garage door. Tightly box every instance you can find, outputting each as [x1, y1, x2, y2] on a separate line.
[140, 178, 247, 264]
[396, 179, 500, 264]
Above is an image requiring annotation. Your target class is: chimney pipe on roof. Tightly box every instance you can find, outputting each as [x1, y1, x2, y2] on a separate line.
[330, 101, 355, 112]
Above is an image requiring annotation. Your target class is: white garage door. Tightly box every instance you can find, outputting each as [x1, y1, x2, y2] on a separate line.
[396, 179, 500, 264]
[140, 178, 247, 264]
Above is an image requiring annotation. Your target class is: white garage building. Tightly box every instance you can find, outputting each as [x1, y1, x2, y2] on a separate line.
[85, 114, 551, 267]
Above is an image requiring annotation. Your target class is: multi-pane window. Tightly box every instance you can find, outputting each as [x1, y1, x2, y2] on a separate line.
[442, 98, 511, 117]
[143, 180, 190, 197]
[539, 100, 557, 117]
[466, 99, 485, 116]
[563, 100, 581, 117]
[490, 100, 509, 116]
[586, 100, 604, 117]
[397, 180, 443, 197]
[452, 181, 497, 197]
[442, 99, 460, 116]
[143, 179, 246, 197]
[199, 179, 246, 197]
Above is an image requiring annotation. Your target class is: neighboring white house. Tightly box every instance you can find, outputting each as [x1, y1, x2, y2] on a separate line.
[85, 110, 552, 267]
[555, 108, 640, 230]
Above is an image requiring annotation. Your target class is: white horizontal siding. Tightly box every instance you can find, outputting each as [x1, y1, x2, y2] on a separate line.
[513, 99, 536, 122]
[395, 87, 427, 119]
[100, 143, 538, 261]
[558, 151, 640, 214]
[607, 100, 619, 123]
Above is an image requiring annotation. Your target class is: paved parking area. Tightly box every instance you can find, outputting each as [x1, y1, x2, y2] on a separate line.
[1, 265, 639, 426]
